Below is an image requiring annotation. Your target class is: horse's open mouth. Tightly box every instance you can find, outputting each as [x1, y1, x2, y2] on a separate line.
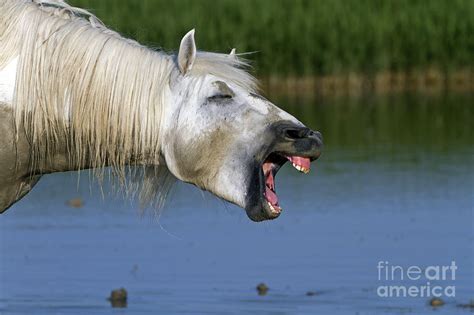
[261, 152, 312, 218]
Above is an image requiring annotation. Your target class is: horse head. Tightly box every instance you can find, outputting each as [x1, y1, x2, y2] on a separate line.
[162, 30, 323, 221]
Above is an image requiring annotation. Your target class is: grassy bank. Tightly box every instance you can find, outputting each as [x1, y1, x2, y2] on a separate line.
[261, 69, 473, 96]
[69, 0, 473, 78]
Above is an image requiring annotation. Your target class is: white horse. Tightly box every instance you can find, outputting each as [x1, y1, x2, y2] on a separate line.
[0, 0, 322, 221]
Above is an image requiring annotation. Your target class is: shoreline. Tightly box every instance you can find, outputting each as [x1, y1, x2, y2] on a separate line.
[259, 69, 473, 97]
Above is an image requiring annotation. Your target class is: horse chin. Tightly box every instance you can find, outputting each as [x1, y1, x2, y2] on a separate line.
[245, 151, 320, 222]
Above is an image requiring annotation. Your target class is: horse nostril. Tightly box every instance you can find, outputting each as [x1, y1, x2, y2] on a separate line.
[283, 127, 323, 147]
[284, 127, 310, 139]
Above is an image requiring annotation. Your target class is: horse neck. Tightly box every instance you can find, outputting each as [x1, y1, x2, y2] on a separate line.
[15, 39, 175, 175]
[6, 4, 176, 174]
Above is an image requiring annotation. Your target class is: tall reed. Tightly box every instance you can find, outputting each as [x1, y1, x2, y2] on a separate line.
[69, 0, 473, 76]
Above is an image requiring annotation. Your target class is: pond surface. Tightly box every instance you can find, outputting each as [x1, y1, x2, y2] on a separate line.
[0, 93, 473, 314]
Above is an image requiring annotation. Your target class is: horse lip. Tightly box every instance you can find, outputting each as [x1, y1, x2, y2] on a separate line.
[246, 202, 280, 222]
[309, 150, 322, 161]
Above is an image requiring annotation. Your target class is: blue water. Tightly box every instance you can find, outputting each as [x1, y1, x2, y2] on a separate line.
[0, 96, 473, 314]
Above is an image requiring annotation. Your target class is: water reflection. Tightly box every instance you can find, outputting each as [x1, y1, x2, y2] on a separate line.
[274, 92, 473, 153]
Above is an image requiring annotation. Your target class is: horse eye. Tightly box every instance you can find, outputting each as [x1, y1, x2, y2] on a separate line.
[209, 81, 235, 102]
[207, 93, 233, 101]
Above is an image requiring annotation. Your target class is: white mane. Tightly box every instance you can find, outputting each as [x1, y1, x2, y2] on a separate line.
[0, 0, 256, 208]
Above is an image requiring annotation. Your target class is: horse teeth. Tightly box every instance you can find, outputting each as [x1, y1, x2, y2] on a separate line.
[292, 163, 309, 174]
[267, 201, 275, 212]
[267, 201, 280, 214]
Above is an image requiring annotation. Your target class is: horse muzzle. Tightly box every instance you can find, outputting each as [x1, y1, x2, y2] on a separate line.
[245, 121, 323, 222]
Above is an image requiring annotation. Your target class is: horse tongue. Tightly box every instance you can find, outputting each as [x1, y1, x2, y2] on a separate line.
[265, 185, 278, 206]
[264, 171, 278, 206]
[287, 156, 311, 170]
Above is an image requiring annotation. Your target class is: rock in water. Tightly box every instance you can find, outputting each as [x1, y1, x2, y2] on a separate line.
[429, 297, 444, 307]
[457, 299, 474, 309]
[256, 283, 269, 296]
[67, 198, 83, 208]
[108, 288, 127, 308]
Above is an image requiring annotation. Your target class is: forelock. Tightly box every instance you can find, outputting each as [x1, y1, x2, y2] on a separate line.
[190, 52, 258, 93]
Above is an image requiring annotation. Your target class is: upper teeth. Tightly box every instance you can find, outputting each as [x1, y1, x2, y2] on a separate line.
[292, 163, 310, 174]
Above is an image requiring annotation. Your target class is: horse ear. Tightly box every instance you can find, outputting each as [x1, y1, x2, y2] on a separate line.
[229, 48, 236, 56]
[178, 29, 196, 75]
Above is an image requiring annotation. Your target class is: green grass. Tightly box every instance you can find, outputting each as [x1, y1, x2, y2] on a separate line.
[69, 0, 473, 76]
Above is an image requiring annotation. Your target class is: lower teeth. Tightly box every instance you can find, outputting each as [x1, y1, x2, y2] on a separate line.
[267, 201, 281, 213]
